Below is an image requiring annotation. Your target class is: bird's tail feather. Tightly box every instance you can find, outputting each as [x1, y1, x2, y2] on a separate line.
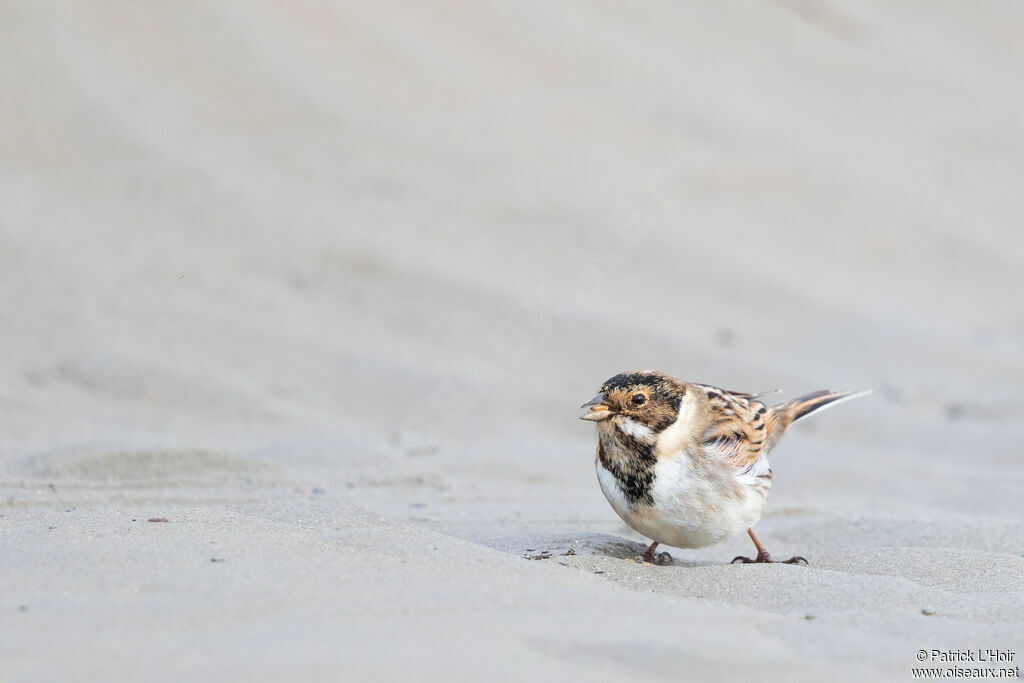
[776, 389, 870, 424]
[767, 389, 869, 450]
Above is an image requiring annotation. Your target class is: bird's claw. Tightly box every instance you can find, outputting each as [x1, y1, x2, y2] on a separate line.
[731, 552, 808, 565]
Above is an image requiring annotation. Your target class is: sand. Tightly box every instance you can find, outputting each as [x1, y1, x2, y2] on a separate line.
[2, 2, 1022, 681]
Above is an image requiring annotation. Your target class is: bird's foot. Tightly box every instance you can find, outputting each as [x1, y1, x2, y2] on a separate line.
[731, 550, 808, 565]
[640, 550, 673, 565]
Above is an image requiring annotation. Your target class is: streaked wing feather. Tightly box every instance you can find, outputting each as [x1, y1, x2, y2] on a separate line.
[698, 385, 778, 476]
[719, 388, 781, 399]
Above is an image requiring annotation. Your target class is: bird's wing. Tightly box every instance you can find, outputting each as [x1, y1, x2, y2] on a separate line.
[697, 385, 779, 478]
[721, 388, 782, 399]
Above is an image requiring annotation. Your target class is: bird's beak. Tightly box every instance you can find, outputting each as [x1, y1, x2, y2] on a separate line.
[580, 393, 613, 421]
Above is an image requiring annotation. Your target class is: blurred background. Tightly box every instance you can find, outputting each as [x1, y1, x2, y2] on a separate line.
[3, 0, 1020, 510]
[2, 1, 1022, 679]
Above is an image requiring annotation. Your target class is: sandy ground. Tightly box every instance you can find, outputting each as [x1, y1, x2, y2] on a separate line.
[2, 2, 1023, 681]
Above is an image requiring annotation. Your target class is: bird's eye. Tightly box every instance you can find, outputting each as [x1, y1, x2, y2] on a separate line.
[631, 393, 647, 406]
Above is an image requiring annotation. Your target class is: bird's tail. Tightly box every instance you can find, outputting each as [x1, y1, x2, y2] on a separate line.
[767, 389, 870, 450]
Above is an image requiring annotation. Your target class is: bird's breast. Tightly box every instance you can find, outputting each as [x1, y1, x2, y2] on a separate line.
[596, 446, 770, 549]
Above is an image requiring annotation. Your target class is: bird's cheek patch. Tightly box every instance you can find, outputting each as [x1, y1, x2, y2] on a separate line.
[618, 417, 655, 442]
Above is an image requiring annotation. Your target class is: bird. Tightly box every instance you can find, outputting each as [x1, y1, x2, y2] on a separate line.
[580, 370, 868, 565]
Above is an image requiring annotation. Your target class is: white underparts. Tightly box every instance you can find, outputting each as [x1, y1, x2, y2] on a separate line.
[597, 455, 769, 549]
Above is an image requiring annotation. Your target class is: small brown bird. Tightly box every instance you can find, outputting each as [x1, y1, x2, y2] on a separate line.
[581, 370, 868, 565]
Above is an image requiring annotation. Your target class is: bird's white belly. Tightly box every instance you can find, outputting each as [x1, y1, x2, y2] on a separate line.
[596, 455, 769, 549]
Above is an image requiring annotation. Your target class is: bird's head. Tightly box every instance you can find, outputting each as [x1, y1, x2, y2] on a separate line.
[580, 370, 684, 437]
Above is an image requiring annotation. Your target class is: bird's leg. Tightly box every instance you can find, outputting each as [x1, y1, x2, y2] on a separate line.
[731, 529, 807, 565]
[642, 541, 659, 563]
[641, 541, 672, 565]
[745, 528, 772, 562]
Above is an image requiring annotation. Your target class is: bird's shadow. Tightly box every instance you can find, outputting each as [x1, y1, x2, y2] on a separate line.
[504, 533, 715, 568]
[591, 537, 710, 567]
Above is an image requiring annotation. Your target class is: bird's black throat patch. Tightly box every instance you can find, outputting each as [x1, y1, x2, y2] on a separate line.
[597, 425, 656, 506]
